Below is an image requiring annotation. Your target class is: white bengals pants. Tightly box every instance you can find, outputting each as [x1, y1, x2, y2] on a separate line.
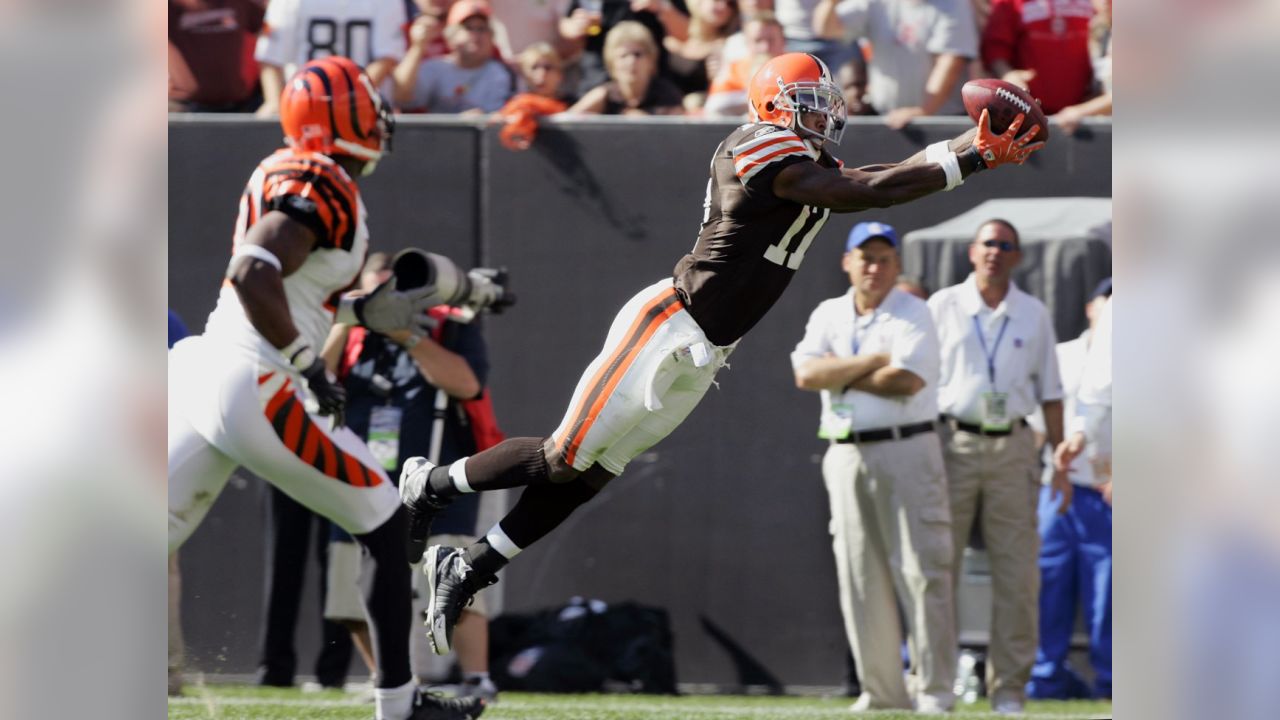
[168, 335, 398, 553]
[549, 278, 734, 476]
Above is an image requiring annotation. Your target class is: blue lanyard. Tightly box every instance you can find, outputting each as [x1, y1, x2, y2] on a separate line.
[852, 308, 879, 355]
[972, 314, 1010, 387]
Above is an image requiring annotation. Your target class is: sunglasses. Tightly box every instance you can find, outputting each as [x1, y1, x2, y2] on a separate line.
[980, 239, 1019, 252]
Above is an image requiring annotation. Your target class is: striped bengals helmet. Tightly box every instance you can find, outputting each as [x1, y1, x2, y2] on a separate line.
[748, 52, 847, 145]
[280, 56, 394, 175]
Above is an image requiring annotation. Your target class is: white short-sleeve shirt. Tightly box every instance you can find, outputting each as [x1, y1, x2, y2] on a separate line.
[929, 274, 1063, 423]
[792, 287, 942, 432]
[408, 58, 514, 113]
[256, 0, 407, 78]
[832, 0, 978, 113]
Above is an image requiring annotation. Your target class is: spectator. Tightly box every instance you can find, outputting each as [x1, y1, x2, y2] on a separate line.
[559, 0, 691, 100]
[489, 0, 575, 57]
[663, 0, 741, 105]
[394, 0, 516, 113]
[1052, 0, 1111, 134]
[834, 45, 875, 116]
[402, 0, 453, 64]
[516, 42, 569, 99]
[1027, 279, 1112, 701]
[169, 0, 266, 112]
[703, 12, 786, 117]
[490, 44, 570, 150]
[254, 0, 407, 116]
[773, 0, 857, 71]
[981, 0, 1095, 115]
[719, 0, 773, 65]
[792, 223, 957, 714]
[321, 252, 500, 702]
[813, 0, 977, 128]
[928, 219, 1068, 715]
[409, 0, 521, 62]
[566, 21, 685, 115]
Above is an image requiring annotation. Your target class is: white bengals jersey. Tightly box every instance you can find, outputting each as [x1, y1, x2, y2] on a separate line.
[204, 148, 368, 366]
[255, 0, 407, 78]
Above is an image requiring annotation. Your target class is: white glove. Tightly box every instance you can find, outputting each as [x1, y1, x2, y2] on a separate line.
[353, 279, 438, 335]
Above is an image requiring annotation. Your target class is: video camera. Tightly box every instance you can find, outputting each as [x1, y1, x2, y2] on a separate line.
[391, 248, 516, 324]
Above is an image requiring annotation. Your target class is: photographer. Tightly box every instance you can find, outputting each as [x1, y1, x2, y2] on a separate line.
[320, 252, 503, 702]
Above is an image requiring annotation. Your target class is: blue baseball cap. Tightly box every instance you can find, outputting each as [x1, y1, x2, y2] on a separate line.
[846, 221, 899, 251]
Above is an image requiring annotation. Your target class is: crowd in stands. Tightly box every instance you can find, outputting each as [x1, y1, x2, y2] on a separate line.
[170, 0, 1112, 129]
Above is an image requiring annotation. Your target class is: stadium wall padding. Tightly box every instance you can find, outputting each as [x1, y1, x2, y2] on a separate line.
[169, 117, 1111, 686]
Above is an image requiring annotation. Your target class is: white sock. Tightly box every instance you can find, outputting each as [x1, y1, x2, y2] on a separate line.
[449, 458, 475, 493]
[375, 681, 414, 720]
[464, 671, 491, 682]
[484, 523, 523, 560]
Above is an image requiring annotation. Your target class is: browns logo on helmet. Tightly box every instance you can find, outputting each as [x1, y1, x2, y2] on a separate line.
[279, 56, 394, 176]
[747, 52, 847, 145]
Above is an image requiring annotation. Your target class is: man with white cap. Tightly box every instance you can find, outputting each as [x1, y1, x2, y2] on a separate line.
[792, 221, 957, 713]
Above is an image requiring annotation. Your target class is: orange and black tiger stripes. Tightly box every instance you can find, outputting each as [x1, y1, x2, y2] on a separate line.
[553, 287, 683, 466]
[259, 154, 359, 251]
[303, 60, 375, 146]
[263, 380, 383, 488]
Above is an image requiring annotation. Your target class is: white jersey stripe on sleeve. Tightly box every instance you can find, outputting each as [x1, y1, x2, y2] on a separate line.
[731, 128, 804, 158]
[733, 140, 809, 170]
[736, 146, 809, 182]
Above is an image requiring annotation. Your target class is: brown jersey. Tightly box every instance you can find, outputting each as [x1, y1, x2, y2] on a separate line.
[673, 122, 841, 347]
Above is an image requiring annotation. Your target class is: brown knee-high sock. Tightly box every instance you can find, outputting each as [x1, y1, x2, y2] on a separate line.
[427, 436, 551, 498]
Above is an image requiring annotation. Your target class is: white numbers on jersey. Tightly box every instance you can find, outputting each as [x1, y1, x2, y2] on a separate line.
[306, 18, 373, 64]
[763, 205, 830, 270]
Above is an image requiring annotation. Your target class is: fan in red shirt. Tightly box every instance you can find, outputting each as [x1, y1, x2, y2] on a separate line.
[981, 0, 1095, 115]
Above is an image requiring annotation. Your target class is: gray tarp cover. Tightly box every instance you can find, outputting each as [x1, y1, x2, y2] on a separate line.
[902, 197, 1112, 341]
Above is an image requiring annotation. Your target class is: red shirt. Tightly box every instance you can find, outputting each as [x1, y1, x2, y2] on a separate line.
[169, 0, 266, 107]
[981, 0, 1095, 114]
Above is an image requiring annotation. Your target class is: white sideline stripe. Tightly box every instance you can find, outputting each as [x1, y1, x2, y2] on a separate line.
[168, 696, 1102, 719]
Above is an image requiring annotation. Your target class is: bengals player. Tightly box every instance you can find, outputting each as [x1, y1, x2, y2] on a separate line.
[168, 57, 484, 720]
[399, 52, 1046, 658]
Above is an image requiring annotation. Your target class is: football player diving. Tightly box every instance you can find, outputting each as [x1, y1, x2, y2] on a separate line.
[400, 52, 1046, 658]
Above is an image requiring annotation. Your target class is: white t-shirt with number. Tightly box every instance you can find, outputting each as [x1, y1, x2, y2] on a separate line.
[256, 0, 407, 79]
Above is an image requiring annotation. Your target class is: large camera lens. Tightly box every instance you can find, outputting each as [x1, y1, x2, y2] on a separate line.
[391, 248, 433, 291]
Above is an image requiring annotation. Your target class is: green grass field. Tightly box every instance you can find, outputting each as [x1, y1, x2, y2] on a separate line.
[168, 684, 1112, 719]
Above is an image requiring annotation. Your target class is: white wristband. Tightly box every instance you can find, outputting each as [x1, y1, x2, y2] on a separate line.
[281, 336, 316, 371]
[925, 141, 964, 191]
[228, 244, 283, 276]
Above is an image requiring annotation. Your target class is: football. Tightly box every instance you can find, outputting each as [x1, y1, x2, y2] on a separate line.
[962, 79, 1050, 144]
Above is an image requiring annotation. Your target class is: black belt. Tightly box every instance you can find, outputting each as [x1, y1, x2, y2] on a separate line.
[835, 421, 935, 444]
[941, 415, 1028, 437]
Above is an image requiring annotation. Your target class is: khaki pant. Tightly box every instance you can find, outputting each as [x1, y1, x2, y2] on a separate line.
[822, 432, 957, 710]
[942, 422, 1040, 703]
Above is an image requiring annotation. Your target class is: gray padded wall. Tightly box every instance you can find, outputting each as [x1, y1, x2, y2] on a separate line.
[169, 117, 1111, 685]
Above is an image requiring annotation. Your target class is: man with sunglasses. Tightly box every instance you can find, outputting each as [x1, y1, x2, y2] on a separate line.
[928, 218, 1066, 715]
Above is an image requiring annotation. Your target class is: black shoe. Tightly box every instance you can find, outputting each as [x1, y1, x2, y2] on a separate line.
[408, 687, 486, 720]
[422, 545, 498, 655]
[399, 457, 452, 563]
